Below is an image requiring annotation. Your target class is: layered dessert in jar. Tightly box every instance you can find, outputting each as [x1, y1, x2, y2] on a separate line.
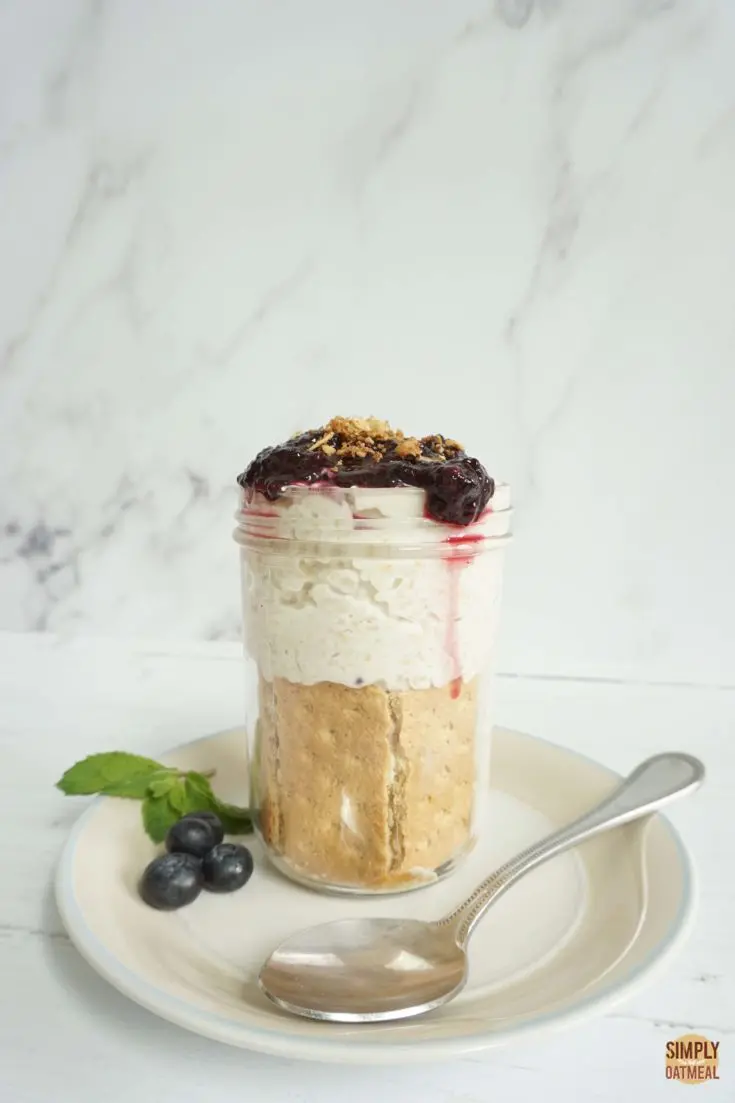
[234, 417, 511, 893]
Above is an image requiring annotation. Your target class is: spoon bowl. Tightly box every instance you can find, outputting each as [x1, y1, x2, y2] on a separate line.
[259, 917, 467, 1021]
[259, 752, 704, 1023]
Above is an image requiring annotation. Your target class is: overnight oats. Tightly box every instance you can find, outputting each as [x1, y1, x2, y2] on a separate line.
[234, 417, 511, 894]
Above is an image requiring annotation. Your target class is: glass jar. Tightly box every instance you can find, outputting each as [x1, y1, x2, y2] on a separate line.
[234, 482, 512, 894]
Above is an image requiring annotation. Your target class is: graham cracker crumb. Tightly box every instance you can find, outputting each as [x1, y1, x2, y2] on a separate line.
[328, 416, 396, 441]
[302, 417, 467, 466]
[307, 431, 333, 453]
[394, 438, 422, 459]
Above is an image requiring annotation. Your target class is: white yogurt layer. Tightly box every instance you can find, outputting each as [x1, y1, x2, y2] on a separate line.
[238, 484, 511, 691]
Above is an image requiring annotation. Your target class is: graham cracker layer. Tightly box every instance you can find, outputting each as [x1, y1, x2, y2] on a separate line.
[254, 674, 478, 889]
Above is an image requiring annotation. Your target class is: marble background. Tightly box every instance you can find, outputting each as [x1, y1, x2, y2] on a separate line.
[1, 0, 733, 685]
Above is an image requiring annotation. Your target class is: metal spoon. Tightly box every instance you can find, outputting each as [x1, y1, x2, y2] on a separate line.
[258, 752, 704, 1022]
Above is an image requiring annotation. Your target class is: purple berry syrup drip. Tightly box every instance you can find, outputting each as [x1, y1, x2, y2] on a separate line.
[238, 430, 495, 526]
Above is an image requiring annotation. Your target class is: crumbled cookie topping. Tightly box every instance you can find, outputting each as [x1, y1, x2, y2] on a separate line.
[304, 417, 464, 467]
[394, 438, 422, 460]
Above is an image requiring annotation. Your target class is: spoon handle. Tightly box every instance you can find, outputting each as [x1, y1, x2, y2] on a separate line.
[439, 752, 704, 948]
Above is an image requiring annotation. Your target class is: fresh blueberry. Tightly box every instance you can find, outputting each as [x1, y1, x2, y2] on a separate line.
[425, 458, 492, 525]
[178, 810, 224, 846]
[139, 852, 203, 910]
[166, 815, 220, 859]
[202, 843, 254, 894]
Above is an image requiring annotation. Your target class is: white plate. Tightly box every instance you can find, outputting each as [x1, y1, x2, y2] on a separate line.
[56, 727, 695, 1064]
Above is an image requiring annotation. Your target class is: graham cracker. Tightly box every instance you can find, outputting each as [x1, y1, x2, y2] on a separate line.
[255, 674, 479, 888]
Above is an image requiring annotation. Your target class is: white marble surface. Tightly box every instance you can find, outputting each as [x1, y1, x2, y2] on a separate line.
[1, 0, 734, 685]
[1, 632, 732, 1101]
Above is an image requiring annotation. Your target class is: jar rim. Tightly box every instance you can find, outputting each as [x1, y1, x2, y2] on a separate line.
[233, 483, 512, 555]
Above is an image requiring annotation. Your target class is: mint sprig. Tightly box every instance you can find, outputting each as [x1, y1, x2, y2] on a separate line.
[57, 752, 164, 796]
[56, 752, 252, 843]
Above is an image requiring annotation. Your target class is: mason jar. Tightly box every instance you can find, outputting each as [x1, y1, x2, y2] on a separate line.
[234, 481, 512, 894]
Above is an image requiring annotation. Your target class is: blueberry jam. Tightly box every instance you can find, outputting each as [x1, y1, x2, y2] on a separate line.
[238, 419, 495, 526]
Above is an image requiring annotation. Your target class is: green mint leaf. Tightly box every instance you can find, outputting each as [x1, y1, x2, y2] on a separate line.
[183, 773, 217, 813]
[102, 769, 175, 799]
[167, 777, 189, 814]
[185, 771, 214, 799]
[57, 752, 164, 796]
[146, 772, 178, 799]
[177, 779, 213, 820]
[184, 773, 252, 835]
[213, 801, 253, 835]
[141, 794, 179, 844]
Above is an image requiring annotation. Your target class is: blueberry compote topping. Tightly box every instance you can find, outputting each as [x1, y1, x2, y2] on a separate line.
[237, 417, 495, 526]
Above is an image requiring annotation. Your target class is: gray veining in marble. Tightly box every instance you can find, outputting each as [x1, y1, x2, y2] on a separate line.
[1, 0, 734, 683]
